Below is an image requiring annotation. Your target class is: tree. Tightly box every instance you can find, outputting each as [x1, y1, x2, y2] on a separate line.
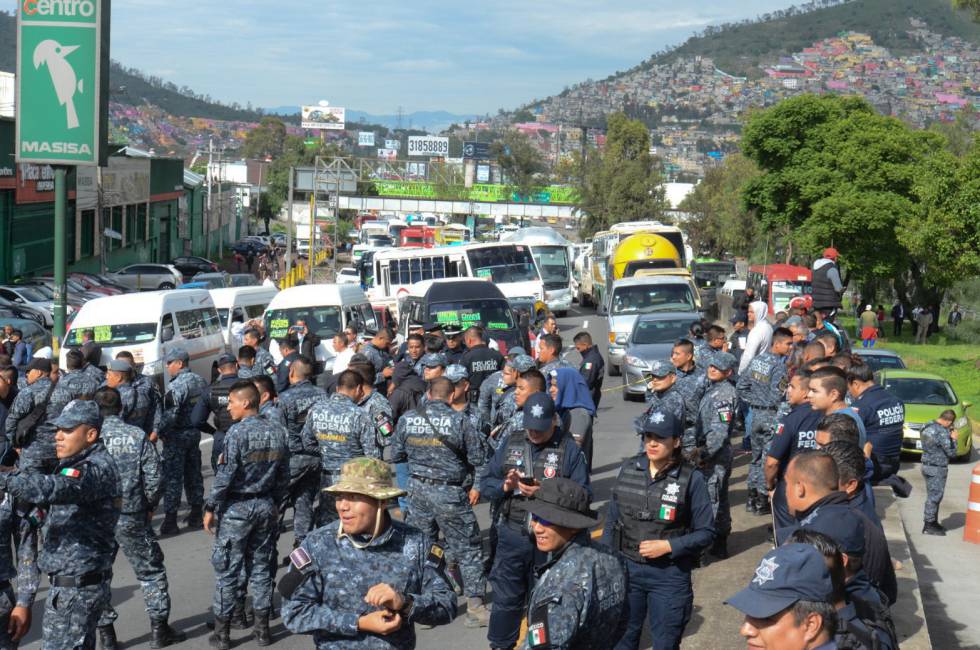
[577, 112, 669, 236]
[243, 117, 288, 160]
[491, 130, 546, 203]
[512, 109, 536, 123]
[929, 104, 979, 157]
[679, 154, 760, 258]
[953, 0, 980, 21]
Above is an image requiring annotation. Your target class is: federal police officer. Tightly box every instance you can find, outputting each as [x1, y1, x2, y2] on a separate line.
[521, 478, 627, 650]
[275, 335, 302, 394]
[301, 369, 379, 526]
[847, 363, 905, 484]
[279, 457, 457, 648]
[278, 356, 328, 547]
[115, 351, 163, 439]
[391, 376, 491, 627]
[251, 375, 286, 428]
[692, 352, 737, 559]
[919, 409, 958, 535]
[445, 365, 484, 434]
[0, 400, 121, 650]
[573, 332, 604, 409]
[444, 327, 467, 365]
[361, 330, 395, 391]
[603, 409, 715, 650]
[669, 339, 708, 454]
[104, 359, 147, 432]
[192, 354, 241, 472]
[460, 326, 504, 405]
[0, 462, 39, 648]
[158, 348, 208, 535]
[204, 381, 290, 649]
[480, 392, 590, 650]
[736, 327, 793, 515]
[642, 360, 686, 424]
[243, 329, 277, 380]
[481, 353, 534, 440]
[95, 387, 185, 648]
[58, 348, 101, 404]
[3, 358, 58, 473]
[349, 363, 395, 451]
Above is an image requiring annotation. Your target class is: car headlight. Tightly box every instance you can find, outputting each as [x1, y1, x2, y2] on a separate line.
[955, 416, 968, 430]
[625, 356, 649, 369]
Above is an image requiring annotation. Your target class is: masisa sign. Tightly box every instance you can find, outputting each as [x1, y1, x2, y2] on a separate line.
[16, 0, 110, 166]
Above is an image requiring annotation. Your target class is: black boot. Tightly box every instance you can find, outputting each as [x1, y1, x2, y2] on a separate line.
[150, 620, 187, 649]
[755, 495, 772, 516]
[709, 536, 729, 560]
[922, 520, 946, 536]
[98, 624, 118, 650]
[745, 489, 757, 513]
[184, 505, 204, 530]
[253, 610, 272, 646]
[230, 598, 254, 629]
[208, 617, 230, 650]
[159, 512, 179, 536]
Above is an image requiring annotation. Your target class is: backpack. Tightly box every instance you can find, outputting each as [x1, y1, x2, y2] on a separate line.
[14, 381, 57, 449]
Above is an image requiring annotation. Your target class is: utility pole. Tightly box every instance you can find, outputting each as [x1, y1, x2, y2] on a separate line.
[206, 138, 213, 256]
[286, 166, 294, 274]
[53, 167, 67, 341]
[217, 150, 224, 259]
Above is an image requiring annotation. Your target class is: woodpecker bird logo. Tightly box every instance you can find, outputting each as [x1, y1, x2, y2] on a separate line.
[32, 39, 84, 130]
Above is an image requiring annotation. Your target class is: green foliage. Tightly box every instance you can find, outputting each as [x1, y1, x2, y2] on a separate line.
[953, 0, 980, 21]
[243, 118, 288, 160]
[929, 105, 980, 157]
[512, 109, 536, 123]
[491, 131, 547, 202]
[679, 154, 760, 258]
[944, 319, 980, 344]
[577, 113, 669, 237]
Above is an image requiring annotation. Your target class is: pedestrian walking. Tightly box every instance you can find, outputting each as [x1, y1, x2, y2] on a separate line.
[859, 305, 878, 348]
[890, 302, 905, 337]
[915, 307, 933, 344]
[573, 332, 604, 409]
[919, 410, 958, 535]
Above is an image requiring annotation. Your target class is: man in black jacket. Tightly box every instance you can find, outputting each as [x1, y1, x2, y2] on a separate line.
[294, 320, 321, 367]
[460, 326, 503, 405]
[812, 248, 844, 318]
[573, 331, 604, 408]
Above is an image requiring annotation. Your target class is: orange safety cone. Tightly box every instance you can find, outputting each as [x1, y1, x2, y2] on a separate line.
[965, 463, 980, 544]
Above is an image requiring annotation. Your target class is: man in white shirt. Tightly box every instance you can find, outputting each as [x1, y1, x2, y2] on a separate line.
[331, 332, 355, 375]
[738, 301, 773, 374]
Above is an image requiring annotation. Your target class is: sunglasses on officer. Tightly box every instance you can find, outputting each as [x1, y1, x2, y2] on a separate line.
[531, 513, 554, 527]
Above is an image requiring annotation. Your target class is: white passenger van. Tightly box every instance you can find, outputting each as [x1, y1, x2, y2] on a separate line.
[209, 285, 279, 352]
[264, 284, 377, 371]
[62, 289, 225, 387]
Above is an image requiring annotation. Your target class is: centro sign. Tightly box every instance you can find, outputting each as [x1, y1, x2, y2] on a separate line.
[16, 0, 109, 166]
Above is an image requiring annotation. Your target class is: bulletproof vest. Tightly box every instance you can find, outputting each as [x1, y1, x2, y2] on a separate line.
[811, 262, 841, 309]
[835, 617, 877, 650]
[612, 461, 694, 563]
[466, 347, 500, 403]
[209, 379, 235, 434]
[120, 383, 144, 426]
[501, 431, 571, 525]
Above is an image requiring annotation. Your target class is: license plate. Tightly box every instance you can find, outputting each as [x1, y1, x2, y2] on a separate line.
[915, 440, 922, 450]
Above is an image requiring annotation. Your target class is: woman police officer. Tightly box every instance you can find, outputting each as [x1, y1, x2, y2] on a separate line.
[602, 409, 715, 650]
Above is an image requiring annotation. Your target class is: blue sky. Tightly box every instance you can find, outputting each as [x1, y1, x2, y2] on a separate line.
[4, 0, 799, 114]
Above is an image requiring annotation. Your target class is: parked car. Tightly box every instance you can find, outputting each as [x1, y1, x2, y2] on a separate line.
[853, 348, 907, 372]
[877, 369, 973, 459]
[0, 298, 48, 327]
[32, 277, 103, 304]
[244, 235, 272, 248]
[107, 264, 183, 291]
[69, 272, 125, 296]
[0, 317, 49, 359]
[191, 272, 231, 289]
[170, 256, 218, 279]
[0, 285, 55, 326]
[271, 234, 286, 247]
[336, 267, 360, 285]
[232, 240, 268, 256]
[621, 312, 701, 400]
[229, 274, 259, 287]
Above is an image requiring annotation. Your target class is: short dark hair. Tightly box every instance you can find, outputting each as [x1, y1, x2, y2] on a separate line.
[816, 413, 860, 446]
[428, 376, 453, 400]
[540, 333, 563, 356]
[673, 339, 694, 355]
[10, 329, 22, 338]
[337, 369, 362, 392]
[279, 334, 300, 351]
[464, 326, 484, 341]
[251, 374, 277, 399]
[706, 325, 726, 342]
[424, 335, 446, 353]
[772, 327, 794, 343]
[573, 331, 592, 346]
[790, 450, 840, 493]
[407, 333, 424, 345]
[821, 440, 866, 488]
[845, 361, 874, 384]
[237, 345, 256, 361]
[66, 348, 85, 370]
[348, 363, 374, 386]
[791, 600, 837, 638]
[810, 366, 848, 402]
[830, 353, 856, 372]
[786, 529, 847, 603]
[115, 350, 135, 363]
[815, 330, 839, 354]
[0, 366, 18, 383]
[939, 409, 957, 422]
[94, 386, 122, 417]
[290, 355, 314, 379]
[804, 341, 827, 359]
[803, 314, 818, 329]
[243, 328, 262, 342]
[519, 368, 546, 393]
[230, 380, 260, 410]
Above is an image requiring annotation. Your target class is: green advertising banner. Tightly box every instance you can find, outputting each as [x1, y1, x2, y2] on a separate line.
[16, 0, 110, 166]
[372, 180, 579, 205]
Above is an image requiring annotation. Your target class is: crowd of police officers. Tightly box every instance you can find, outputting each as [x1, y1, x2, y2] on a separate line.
[0, 261, 928, 650]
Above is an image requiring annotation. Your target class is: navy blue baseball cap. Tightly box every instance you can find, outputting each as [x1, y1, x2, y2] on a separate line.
[797, 506, 866, 556]
[51, 400, 102, 430]
[164, 348, 189, 364]
[709, 352, 737, 372]
[217, 353, 238, 367]
[647, 359, 675, 377]
[636, 409, 682, 438]
[523, 393, 556, 431]
[725, 543, 834, 618]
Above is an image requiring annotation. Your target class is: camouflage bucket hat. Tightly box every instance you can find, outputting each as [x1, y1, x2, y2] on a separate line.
[324, 457, 407, 500]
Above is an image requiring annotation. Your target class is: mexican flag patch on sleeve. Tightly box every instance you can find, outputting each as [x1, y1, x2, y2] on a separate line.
[528, 622, 548, 647]
[717, 409, 732, 423]
[659, 504, 676, 521]
[60, 468, 81, 479]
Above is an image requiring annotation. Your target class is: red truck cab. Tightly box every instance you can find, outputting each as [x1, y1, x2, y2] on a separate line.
[400, 226, 436, 248]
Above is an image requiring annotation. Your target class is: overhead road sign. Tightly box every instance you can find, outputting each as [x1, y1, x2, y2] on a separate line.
[302, 105, 345, 130]
[408, 135, 449, 157]
[462, 141, 490, 160]
[16, 0, 110, 166]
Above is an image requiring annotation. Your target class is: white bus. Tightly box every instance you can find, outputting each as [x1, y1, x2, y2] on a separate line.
[502, 226, 573, 315]
[369, 242, 544, 314]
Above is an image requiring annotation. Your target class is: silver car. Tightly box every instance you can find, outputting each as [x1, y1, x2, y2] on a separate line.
[622, 312, 701, 400]
[108, 264, 183, 291]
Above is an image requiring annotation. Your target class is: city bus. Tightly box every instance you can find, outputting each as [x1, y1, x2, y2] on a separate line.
[435, 223, 470, 246]
[589, 221, 686, 312]
[369, 242, 544, 316]
[503, 226, 573, 315]
[747, 264, 812, 315]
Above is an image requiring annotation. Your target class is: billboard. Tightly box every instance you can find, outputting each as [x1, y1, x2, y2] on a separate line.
[384, 139, 400, 151]
[476, 164, 490, 183]
[408, 135, 449, 157]
[463, 141, 491, 160]
[358, 131, 375, 147]
[16, 0, 110, 166]
[377, 148, 397, 161]
[302, 105, 345, 130]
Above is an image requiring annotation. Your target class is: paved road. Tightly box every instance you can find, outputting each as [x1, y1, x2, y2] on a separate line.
[14, 305, 953, 649]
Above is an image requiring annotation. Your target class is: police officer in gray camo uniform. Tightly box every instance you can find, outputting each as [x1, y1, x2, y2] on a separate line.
[57, 349, 101, 406]
[361, 330, 395, 391]
[4, 358, 58, 474]
[521, 478, 627, 650]
[0, 400, 121, 650]
[349, 363, 395, 451]
[158, 348, 208, 535]
[0, 463, 40, 648]
[692, 352, 738, 560]
[205, 381, 290, 649]
[487, 354, 535, 442]
[251, 375, 286, 429]
[114, 351, 163, 438]
[278, 356, 328, 547]
[94, 387, 185, 649]
[642, 360, 686, 421]
[301, 370, 379, 526]
[669, 339, 708, 454]
[243, 329, 277, 380]
[391, 376, 491, 628]
[192, 354, 241, 472]
[919, 409, 959, 536]
[279, 457, 457, 649]
[736, 327, 793, 516]
[477, 349, 526, 430]
[446, 365, 485, 436]
[537, 334, 573, 378]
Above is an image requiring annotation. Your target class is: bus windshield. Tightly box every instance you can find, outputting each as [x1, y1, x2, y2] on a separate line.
[611, 284, 696, 315]
[65, 322, 158, 346]
[771, 281, 811, 311]
[467, 246, 539, 284]
[265, 307, 342, 340]
[428, 299, 516, 331]
[531, 245, 570, 289]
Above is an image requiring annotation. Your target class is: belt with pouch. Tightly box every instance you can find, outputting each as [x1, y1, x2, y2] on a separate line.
[49, 569, 112, 588]
[410, 474, 463, 487]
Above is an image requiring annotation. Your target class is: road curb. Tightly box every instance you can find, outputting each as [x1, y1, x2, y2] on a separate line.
[875, 486, 933, 649]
